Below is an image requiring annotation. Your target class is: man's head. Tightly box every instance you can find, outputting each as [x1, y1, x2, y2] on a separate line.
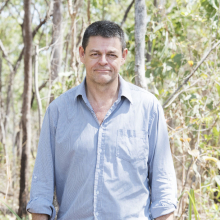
[82, 21, 126, 53]
[79, 21, 128, 87]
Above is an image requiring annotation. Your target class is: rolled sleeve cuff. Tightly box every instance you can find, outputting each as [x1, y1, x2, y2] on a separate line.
[150, 200, 177, 219]
[26, 197, 56, 220]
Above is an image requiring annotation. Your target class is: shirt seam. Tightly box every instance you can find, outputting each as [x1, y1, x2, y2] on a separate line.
[148, 110, 157, 137]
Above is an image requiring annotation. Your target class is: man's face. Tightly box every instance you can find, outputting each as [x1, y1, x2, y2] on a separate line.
[79, 36, 128, 86]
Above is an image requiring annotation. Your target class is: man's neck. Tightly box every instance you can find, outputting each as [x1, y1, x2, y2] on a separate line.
[86, 77, 119, 108]
[85, 76, 120, 125]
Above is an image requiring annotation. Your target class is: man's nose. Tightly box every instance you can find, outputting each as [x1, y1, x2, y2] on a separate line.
[99, 54, 108, 65]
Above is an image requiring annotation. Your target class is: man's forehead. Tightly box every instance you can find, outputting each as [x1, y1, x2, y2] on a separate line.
[86, 36, 122, 50]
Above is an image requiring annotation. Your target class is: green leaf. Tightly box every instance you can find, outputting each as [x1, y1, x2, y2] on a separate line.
[207, 100, 213, 110]
[92, 0, 98, 7]
[188, 189, 192, 220]
[172, 54, 184, 66]
[186, 190, 200, 220]
[215, 175, 220, 186]
[216, 84, 220, 97]
[208, 0, 218, 10]
[153, 23, 164, 33]
[212, 127, 219, 138]
[0, 200, 22, 220]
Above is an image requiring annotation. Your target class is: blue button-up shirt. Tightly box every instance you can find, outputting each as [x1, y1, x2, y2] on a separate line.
[27, 75, 177, 220]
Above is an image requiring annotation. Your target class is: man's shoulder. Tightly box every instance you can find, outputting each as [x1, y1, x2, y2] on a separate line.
[124, 80, 161, 108]
[49, 85, 79, 112]
[50, 86, 78, 107]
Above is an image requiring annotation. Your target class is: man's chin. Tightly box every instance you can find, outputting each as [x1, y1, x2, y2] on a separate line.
[94, 76, 116, 86]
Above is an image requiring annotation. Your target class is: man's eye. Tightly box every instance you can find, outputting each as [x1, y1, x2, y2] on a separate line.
[108, 54, 117, 57]
[91, 53, 99, 57]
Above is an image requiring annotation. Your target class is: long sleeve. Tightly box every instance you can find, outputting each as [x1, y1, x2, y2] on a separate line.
[26, 105, 57, 220]
[148, 104, 177, 219]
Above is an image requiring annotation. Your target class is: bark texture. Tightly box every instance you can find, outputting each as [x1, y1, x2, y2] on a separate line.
[18, 0, 32, 217]
[68, 0, 82, 82]
[0, 55, 3, 149]
[34, 45, 42, 130]
[134, 0, 147, 89]
[51, 0, 62, 82]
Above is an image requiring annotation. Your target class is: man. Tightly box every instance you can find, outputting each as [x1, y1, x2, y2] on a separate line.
[27, 21, 177, 220]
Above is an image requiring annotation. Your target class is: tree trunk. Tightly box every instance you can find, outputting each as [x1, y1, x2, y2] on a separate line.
[51, 0, 62, 82]
[4, 71, 14, 134]
[87, 0, 91, 24]
[0, 55, 2, 143]
[68, 0, 82, 83]
[134, 0, 147, 89]
[18, 0, 32, 217]
[34, 45, 43, 130]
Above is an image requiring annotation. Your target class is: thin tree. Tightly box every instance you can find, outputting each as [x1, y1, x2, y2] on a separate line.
[134, 0, 147, 89]
[0, 55, 2, 143]
[68, 0, 82, 83]
[18, 0, 32, 217]
[49, 0, 63, 103]
[51, 0, 62, 82]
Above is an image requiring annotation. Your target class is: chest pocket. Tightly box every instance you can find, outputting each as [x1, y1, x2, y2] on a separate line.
[116, 129, 148, 163]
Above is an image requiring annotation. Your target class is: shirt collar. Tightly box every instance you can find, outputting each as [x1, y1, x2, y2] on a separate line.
[74, 76, 88, 103]
[74, 74, 133, 104]
[118, 75, 133, 104]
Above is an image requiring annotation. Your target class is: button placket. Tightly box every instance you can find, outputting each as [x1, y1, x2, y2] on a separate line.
[93, 127, 105, 217]
[92, 98, 123, 218]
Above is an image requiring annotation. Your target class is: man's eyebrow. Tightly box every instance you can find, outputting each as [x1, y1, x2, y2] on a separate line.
[89, 49, 100, 53]
[88, 49, 118, 53]
[107, 50, 117, 53]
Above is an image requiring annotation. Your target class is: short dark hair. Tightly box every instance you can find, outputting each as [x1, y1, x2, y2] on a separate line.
[82, 21, 126, 52]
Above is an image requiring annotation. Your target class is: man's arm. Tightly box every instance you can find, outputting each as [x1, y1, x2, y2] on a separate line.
[156, 212, 174, 220]
[26, 106, 57, 219]
[148, 103, 177, 219]
[32, 213, 49, 220]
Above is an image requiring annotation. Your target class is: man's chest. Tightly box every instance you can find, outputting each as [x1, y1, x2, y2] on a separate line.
[54, 99, 152, 171]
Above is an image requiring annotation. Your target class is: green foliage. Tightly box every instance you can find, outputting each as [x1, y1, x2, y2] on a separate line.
[1, 0, 220, 219]
[188, 189, 199, 220]
[1, 200, 22, 220]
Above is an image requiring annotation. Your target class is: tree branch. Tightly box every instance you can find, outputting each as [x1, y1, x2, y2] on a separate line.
[76, 19, 85, 48]
[1, 0, 51, 72]
[166, 1, 176, 14]
[120, 0, 135, 27]
[0, 190, 13, 196]
[32, 1, 53, 38]
[31, 80, 48, 107]
[0, 40, 14, 71]
[0, 0, 10, 14]
[14, 48, 24, 72]
[1, 3, 51, 139]
[163, 40, 220, 108]
[67, 0, 81, 19]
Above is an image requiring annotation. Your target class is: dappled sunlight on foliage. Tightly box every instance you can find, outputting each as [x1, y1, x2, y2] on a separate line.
[0, 0, 220, 219]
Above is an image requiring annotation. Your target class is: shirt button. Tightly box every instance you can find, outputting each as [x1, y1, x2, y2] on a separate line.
[97, 191, 99, 194]
[96, 212, 99, 216]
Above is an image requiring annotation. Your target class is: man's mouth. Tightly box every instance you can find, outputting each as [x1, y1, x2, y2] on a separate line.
[95, 69, 111, 72]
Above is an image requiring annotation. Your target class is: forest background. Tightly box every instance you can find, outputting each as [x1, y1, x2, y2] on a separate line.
[0, 0, 220, 219]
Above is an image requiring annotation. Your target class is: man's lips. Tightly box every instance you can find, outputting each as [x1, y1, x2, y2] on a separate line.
[94, 69, 111, 72]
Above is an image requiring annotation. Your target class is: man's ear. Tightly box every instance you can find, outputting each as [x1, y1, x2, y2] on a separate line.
[121, 48, 128, 65]
[79, 46, 85, 64]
